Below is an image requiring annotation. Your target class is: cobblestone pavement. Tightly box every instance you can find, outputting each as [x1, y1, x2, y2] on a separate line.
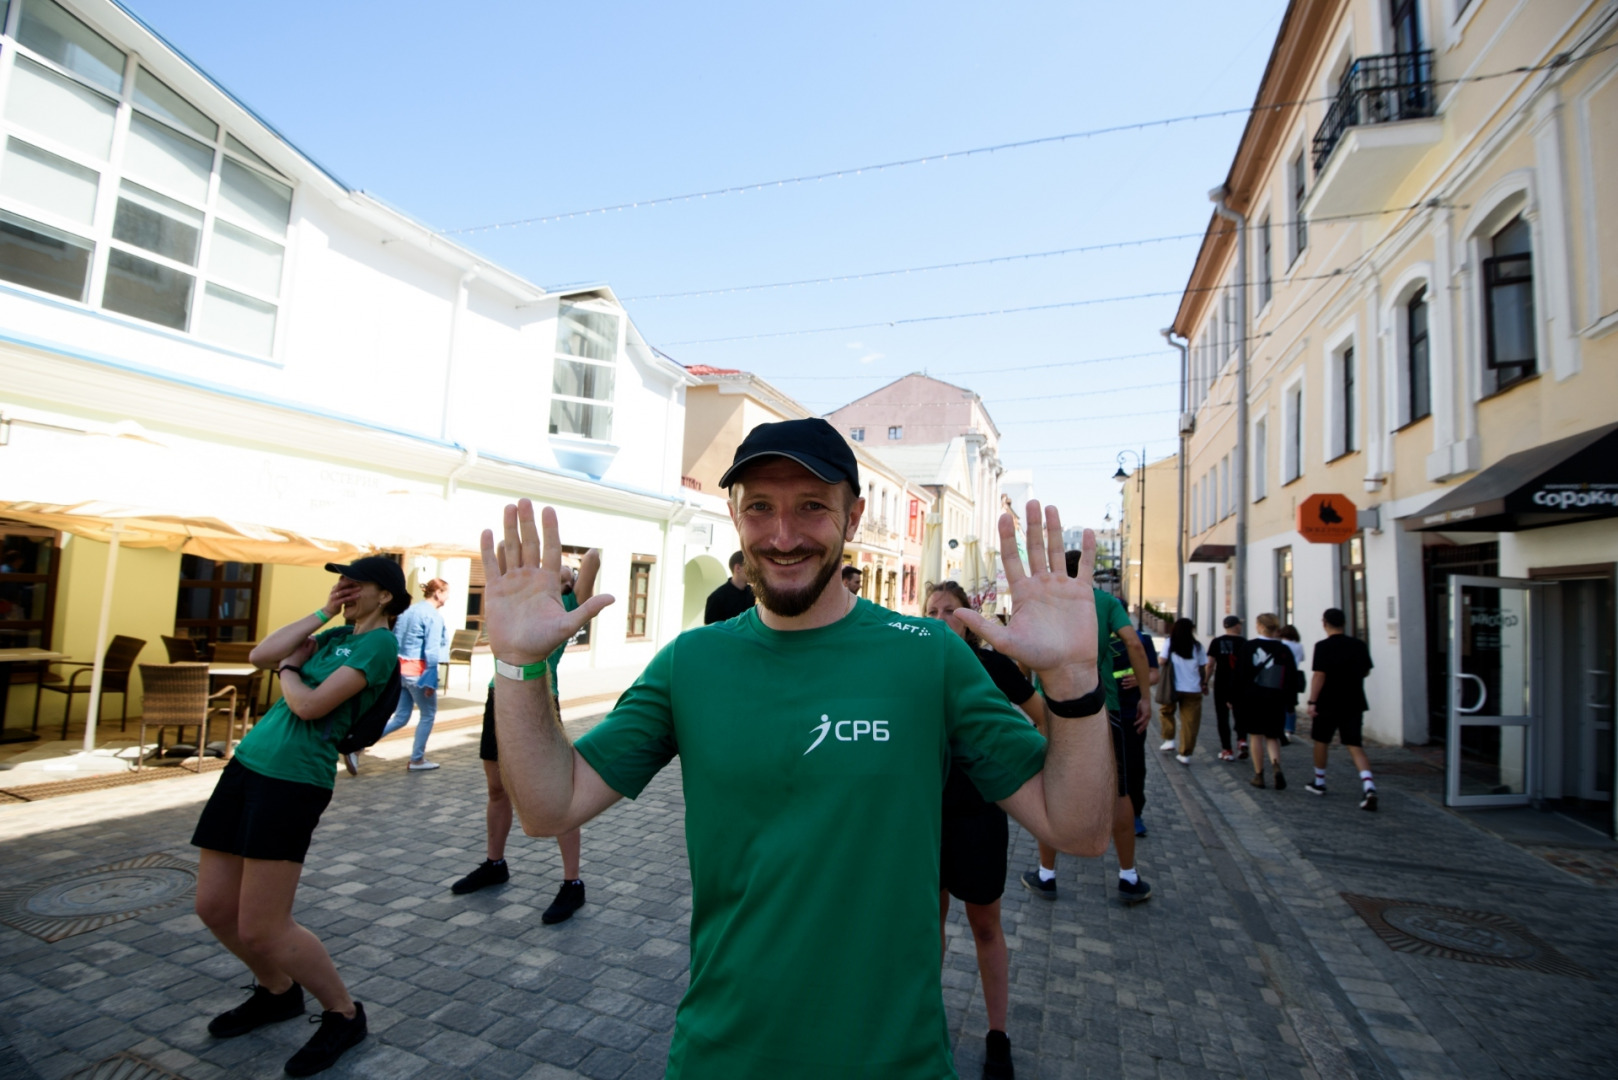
[1, 705, 1615, 1080]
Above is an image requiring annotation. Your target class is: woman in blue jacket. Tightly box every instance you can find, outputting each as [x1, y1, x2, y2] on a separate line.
[381, 577, 450, 771]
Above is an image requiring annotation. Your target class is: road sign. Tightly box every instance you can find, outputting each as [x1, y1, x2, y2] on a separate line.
[1297, 493, 1357, 543]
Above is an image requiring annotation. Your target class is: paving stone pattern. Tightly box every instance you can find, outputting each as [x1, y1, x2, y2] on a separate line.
[1, 704, 1615, 1079]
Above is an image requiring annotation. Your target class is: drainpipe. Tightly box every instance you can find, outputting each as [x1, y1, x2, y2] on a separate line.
[441, 268, 480, 442]
[1161, 328, 1189, 621]
[445, 444, 478, 498]
[1210, 187, 1249, 622]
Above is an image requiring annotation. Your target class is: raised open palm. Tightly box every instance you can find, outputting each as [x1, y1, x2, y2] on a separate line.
[956, 501, 1099, 689]
[479, 500, 614, 666]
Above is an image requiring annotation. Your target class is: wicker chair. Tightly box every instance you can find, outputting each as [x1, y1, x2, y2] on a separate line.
[162, 635, 204, 662]
[136, 663, 237, 772]
[210, 641, 266, 721]
[34, 635, 147, 739]
[442, 628, 480, 690]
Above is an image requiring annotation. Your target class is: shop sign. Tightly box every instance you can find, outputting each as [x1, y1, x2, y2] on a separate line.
[1297, 494, 1357, 544]
[1526, 483, 1618, 511]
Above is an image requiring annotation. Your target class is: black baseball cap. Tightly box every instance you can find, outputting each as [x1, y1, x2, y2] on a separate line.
[719, 418, 861, 495]
[1223, 615, 1243, 628]
[325, 556, 410, 616]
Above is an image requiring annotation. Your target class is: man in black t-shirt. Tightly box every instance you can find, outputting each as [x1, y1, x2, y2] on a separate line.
[1204, 616, 1247, 760]
[1305, 607, 1377, 810]
[703, 551, 756, 625]
[1113, 634, 1158, 836]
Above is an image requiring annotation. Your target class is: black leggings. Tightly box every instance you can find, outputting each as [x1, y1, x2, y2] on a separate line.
[1213, 687, 1242, 751]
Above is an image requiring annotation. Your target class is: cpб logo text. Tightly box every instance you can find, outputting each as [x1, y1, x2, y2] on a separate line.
[805, 714, 890, 755]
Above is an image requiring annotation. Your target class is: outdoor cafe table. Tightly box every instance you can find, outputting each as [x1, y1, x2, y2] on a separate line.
[0, 648, 67, 744]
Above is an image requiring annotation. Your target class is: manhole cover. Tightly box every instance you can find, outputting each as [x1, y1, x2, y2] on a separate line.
[0, 855, 197, 943]
[1342, 893, 1591, 977]
[70, 1051, 183, 1079]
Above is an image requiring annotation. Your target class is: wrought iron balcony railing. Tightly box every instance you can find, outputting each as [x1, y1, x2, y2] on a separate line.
[1312, 50, 1435, 173]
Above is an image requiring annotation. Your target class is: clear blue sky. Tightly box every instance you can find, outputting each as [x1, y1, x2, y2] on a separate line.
[132, 0, 1284, 528]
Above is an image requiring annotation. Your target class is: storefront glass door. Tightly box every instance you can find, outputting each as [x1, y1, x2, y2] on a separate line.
[1447, 576, 1539, 807]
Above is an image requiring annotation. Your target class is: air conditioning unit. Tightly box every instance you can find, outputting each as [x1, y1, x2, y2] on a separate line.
[1179, 412, 1197, 435]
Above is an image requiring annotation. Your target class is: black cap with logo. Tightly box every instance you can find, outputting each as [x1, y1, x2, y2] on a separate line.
[324, 556, 411, 616]
[718, 418, 861, 495]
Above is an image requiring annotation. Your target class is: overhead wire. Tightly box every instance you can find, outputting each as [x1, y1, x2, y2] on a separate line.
[447, 45, 1616, 236]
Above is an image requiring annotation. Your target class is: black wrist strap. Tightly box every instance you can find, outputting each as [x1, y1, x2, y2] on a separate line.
[279, 665, 303, 678]
[1043, 684, 1106, 718]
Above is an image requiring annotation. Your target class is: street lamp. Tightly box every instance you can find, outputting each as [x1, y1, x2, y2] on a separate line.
[1114, 447, 1147, 630]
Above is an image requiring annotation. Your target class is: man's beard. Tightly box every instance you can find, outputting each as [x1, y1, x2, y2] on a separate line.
[744, 543, 843, 617]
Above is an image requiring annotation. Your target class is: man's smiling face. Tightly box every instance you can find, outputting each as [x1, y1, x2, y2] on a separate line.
[730, 459, 863, 618]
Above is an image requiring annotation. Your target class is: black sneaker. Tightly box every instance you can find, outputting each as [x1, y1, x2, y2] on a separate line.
[209, 982, 304, 1038]
[450, 859, 509, 895]
[1361, 790, 1378, 812]
[1019, 870, 1057, 901]
[1304, 780, 1327, 796]
[983, 1029, 1015, 1079]
[284, 1002, 366, 1077]
[1118, 876, 1152, 905]
[542, 879, 586, 924]
[1273, 769, 1287, 791]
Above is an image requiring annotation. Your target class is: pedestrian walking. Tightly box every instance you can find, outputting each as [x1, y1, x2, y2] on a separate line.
[1112, 631, 1158, 836]
[452, 550, 599, 925]
[1205, 615, 1246, 760]
[1280, 624, 1306, 741]
[1021, 551, 1154, 906]
[925, 580, 1044, 1080]
[479, 418, 1114, 1078]
[1159, 618, 1206, 763]
[1240, 613, 1296, 790]
[1305, 607, 1378, 810]
[841, 563, 863, 595]
[190, 556, 406, 1077]
[703, 550, 756, 624]
[380, 577, 449, 771]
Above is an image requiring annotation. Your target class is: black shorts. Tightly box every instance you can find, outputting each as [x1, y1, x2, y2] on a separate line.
[940, 806, 1009, 906]
[190, 759, 333, 863]
[480, 684, 562, 762]
[480, 686, 499, 761]
[1312, 710, 1364, 747]
[1108, 711, 1129, 798]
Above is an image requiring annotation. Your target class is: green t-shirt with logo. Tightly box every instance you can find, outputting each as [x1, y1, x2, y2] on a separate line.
[575, 597, 1047, 1079]
[233, 626, 398, 790]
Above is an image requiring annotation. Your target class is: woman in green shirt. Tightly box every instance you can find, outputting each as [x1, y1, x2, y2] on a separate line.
[190, 556, 405, 1078]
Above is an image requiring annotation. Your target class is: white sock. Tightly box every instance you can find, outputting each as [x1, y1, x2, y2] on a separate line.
[1315, 768, 1327, 783]
[1360, 770, 1375, 791]
[1119, 867, 1139, 885]
[1038, 865, 1056, 883]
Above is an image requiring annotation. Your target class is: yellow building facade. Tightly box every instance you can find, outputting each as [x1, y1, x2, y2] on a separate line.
[1172, 0, 1617, 828]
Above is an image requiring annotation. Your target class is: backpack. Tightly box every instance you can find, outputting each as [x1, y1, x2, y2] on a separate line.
[325, 665, 402, 754]
[1251, 643, 1287, 692]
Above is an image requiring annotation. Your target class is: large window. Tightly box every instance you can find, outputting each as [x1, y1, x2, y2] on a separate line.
[0, 0, 292, 355]
[0, 525, 59, 650]
[174, 555, 260, 645]
[1253, 415, 1268, 502]
[1338, 535, 1367, 638]
[1330, 343, 1356, 459]
[1283, 381, 1304, 483]
[1258, 213, 1272, 308]
[1482, 214, 1535, 393]
[1276, 547, 1294, 626]
[626, 556, 654, 639]
[1406, 286, 1431, 422]
[550, 302, 619, 440]
[1290, 149, 1309, 262]
[1341, 345, 1356, 454]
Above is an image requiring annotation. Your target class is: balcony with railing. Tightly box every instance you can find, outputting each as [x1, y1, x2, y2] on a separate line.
[1303, 50, 1442, 219]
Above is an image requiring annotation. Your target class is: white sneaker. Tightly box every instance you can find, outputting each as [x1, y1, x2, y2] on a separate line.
[342, 751, 359, 776]
[407, 759, 440, 771]
[1159, 740, 1176, 752]
[1176, 754, 1192, 765]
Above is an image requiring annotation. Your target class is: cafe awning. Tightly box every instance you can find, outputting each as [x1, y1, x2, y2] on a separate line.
[1401, 422, 1618, 532]
[1189, 544, 1236, 563]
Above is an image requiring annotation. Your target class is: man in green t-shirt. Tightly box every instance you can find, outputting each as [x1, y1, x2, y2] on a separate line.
[1020, 576, 1155, 906]
[480, 419, 1114, 1079]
